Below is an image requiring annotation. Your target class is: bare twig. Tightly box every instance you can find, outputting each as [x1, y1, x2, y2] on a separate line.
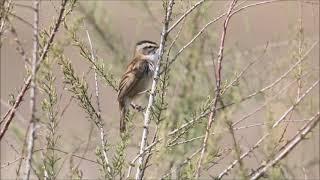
[126, 139, 160, 179]
[1, 157, 23, 169]
[167, 71, 312, 147]
[167, 0, 205, 34]
[166, 39, 316, 145]
[23, 0, 39, 179]
[135, 1, 175, 179]
[161, 148, 202, 179]
[13, 3, 35, 11]
[0, 0, 12, 36]
[78, 3, 123, 58]
[8, 21, 30, 64]
[0, 0, 68, 140]
[220, 40, 318, 110]
[223, 42, 269, 92]
[127, 10, 188, 179]
[296, 1, 304, 99]
[7, 11, 34, 29]
[167, 1, 248, 67]
[0, 99, 27, 124]
[86, 29, 111, 173]
[33, 147, 98, 165]
[250, 112, 320, 180]
[230, 0, 281, 18]
[195, 1, 238, 178]
[228, 122, 245, 177]
[167, 43, 269, 138]
[168, 0, 282, 68]
[217, 80, 319, 179]
[232, 71, 312, 127]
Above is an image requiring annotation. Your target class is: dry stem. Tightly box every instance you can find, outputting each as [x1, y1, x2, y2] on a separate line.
[135, 0, 175, 179]
[195, 0, 238, 178]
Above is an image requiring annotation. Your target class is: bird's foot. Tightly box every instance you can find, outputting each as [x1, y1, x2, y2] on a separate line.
[131, 103, 145, 112]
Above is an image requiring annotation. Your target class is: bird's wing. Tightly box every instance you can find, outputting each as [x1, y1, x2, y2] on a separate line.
[118, 58, 149, 100]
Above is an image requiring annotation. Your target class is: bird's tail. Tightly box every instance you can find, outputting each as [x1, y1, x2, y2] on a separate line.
[119, 100, 128, 133]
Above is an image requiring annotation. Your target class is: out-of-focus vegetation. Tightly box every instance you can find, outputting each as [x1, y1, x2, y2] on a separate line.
[1, 0, 319, 179]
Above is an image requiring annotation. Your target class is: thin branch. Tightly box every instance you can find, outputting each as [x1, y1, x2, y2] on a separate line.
[167, 72, 312, 147]
[166, 39, 316, 144]
[195, 1, 238, 178]
[8, 12, 34, 29]
[126, 139, 160, 179]
[232, 70, 312, 127]
[135, 0, 175, 179]
[33, 147, 99, 165]
[217, 80, 319, 179]
[167, 0, 205, 34]
[86, 30, 102, 117]
[0, 0, 12, 36]
[167, 117, 314, 148]
[166, 42, 269, 138]
[250, 112, 320, 180]
[161, 148, 202, 179]
[296, 1, 304, 99]
[77, 3, 123, 58]
[1, 157, 23, 169]
[8, 21, 30, 64]
[13, 3, 35, 11]
[220, 40, 318, 110]
[86, 29, 111, 173]
[223, 42, 269, 92]
[0, 0, 68, 140]
[23, 0, 39, 179]
[168, 0, 282, 68]
[0, 99, 27, 124]
[228, 122, 245, 177]
[230, 0, 281, 18]
[127, 9, 188, 179]
[167, 0, 247, 67]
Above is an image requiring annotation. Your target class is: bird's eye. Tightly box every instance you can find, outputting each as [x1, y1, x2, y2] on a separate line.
[146, 46, 155, 53]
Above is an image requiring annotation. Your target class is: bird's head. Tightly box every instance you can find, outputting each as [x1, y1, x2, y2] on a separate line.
[134, 40, 159, 61]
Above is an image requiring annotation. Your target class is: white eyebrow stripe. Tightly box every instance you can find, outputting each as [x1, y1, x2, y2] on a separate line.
[137, 43, 158, 50]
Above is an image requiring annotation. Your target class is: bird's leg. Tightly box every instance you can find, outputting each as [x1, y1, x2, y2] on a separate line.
[146, 89, 152, 95]
[137, 89, 148, 95]
[131, 103, 145, 112]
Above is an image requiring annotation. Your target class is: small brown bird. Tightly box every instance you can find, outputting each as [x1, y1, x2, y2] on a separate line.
[118, 40, 159, 133]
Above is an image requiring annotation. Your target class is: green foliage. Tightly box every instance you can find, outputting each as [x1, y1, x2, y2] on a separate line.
[39, 58, 60, 179]
[37, 29, 62, 178]
[69, 156, 84, 180]
[111, 133, 130, 179]
[95, 144, 112, 179]
[180, 161, 196, 179]
[58, 55, 100, 126]
[64, 20, 119, 91]
[266, 165, 286, 180]
[2, 1, 319, 179]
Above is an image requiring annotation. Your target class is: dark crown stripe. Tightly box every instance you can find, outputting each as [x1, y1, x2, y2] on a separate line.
[136, 40, 157, 46]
